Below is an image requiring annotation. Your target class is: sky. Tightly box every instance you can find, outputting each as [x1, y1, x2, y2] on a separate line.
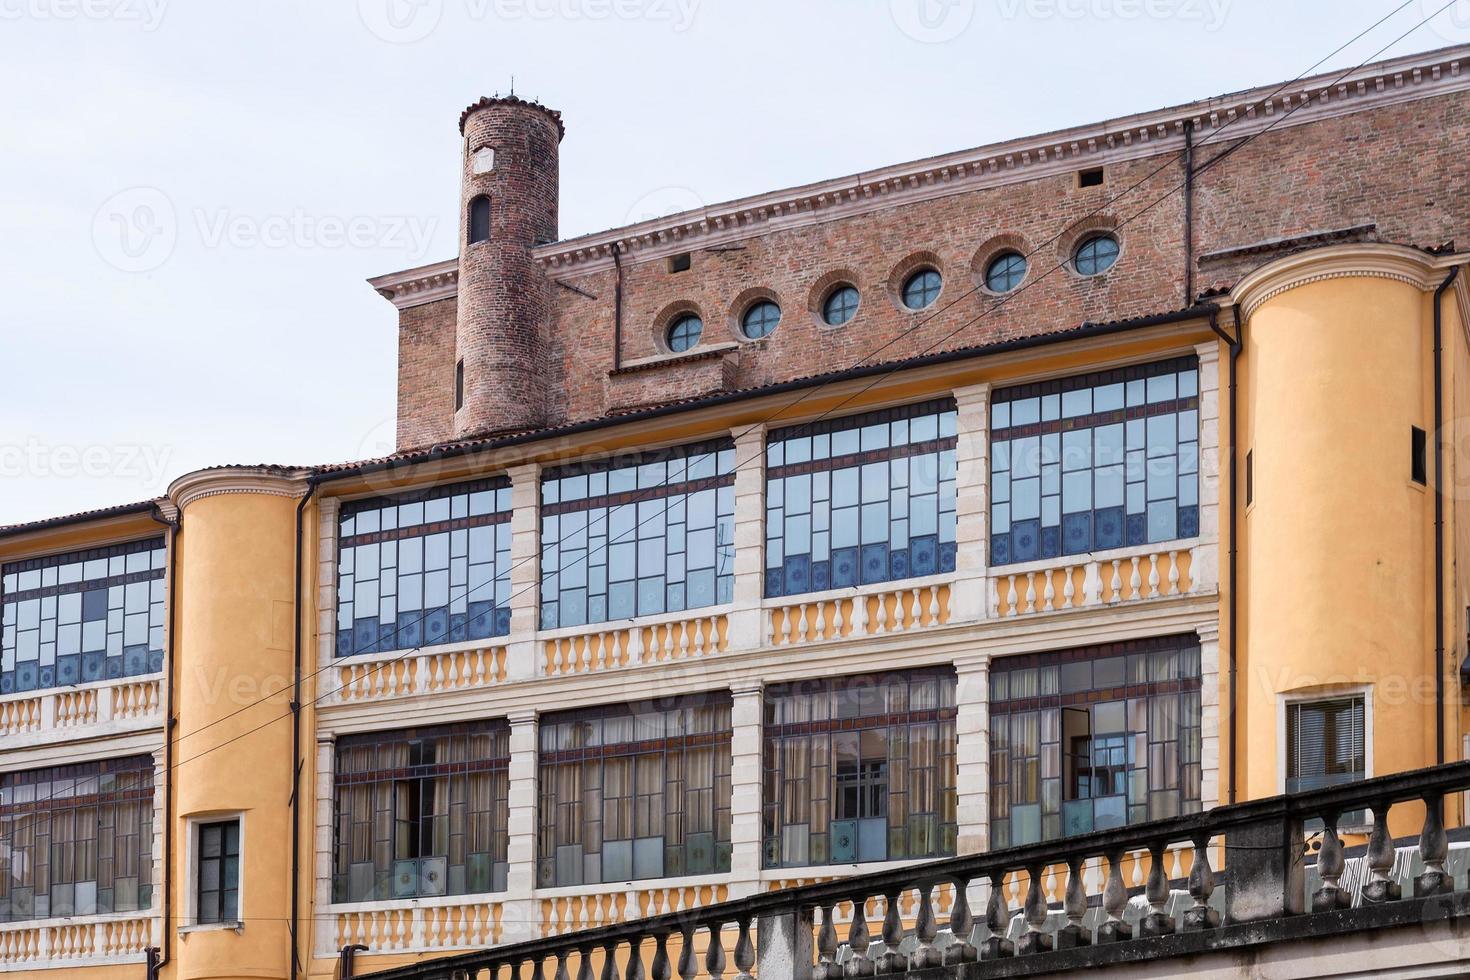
[1, 0, 1467, 525]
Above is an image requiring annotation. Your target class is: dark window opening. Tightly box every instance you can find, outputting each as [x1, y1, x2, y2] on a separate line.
[454, 359, 464, 411]
[196, 819, 240, 925]
[468, 195, 491, 244]
[668, 252, 691, 273]
[1287, 697, 1366, 793]
[1412, 426, 1428, 485]
[1246, 450, 1254, 506]
[1078, 167, 1104, 188]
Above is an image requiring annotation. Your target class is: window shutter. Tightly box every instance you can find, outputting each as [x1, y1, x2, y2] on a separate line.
[1287, 697, 1365, 793]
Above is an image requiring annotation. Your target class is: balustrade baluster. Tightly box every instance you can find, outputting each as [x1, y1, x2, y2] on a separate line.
[816, 903, 839, 980]
[1167, 552, 1181, 595]
[577, 949, 594, 980]
[879, 892, 904, 973]
[555, 951, 571, 980]
[1005, 575, 1018, 615]
[531, 956, 546, 980]
[845, 898, 874, 977]
[1185, 834, 1222, 928]
[943, 877, 976, 964]
[733, 917, 754, 980]
[1361, 802, 1401, 903]
[1139, 843, 1174, 936]
[706, 924, 726, 980]
[1062, 568, 1075, 608]
[912, 882, 940, 969]
[1023, 575, 1037, 614]
[1042, 571, 1055, 611]
[1095, 850, 1131, 943]
[626, 941, 645, 980]
[678, 926, 698, 980]
[1017, 866, 1052, 955]
[981, 873, 1014, 959]
[1312, 813, 1349, 911]
[1417, 792, 1452, 896]
[1055, 857, 1089, 949]
[650, 933, 671, 980]
[1109, 559, 1123, 602]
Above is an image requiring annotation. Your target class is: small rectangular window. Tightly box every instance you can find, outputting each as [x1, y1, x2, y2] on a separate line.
[1078, 167, 1104, 188]
[1286, 697, 1366, 793]
[454, 359, 465, 411]
[196, 819, 240, 925]
[1245, 450, 1254, 506]
[1412, 426, 1428, 485]
[667, 252, 691, 273]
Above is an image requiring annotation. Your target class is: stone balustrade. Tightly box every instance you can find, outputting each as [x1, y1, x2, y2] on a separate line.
[346, 761, 1470, 980]
[992, 543, 1197, 618]
[767, 578, 953, 647]
[330, 900, 505, 956]
[328, 643, 509, 704]
[0, 676, 163, 742]
[0, 913, 153, 970]
[541, 611, 730, 677]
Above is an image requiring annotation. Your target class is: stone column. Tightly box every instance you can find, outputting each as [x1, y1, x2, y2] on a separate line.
[1194, 340, 1222, 594]
[312, 735, 337, 958]
[506, 463, 541, 680]
[952, 384, 991, 623]
[727, 682, 765, 897]
[954, 659, 991, 856]
[1197, 622, 1222, 810]
[728, 425, 767, 652]
[502, 708, 540, 942]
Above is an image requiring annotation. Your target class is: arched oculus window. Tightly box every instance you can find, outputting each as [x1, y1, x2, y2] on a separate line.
[985, 252, 1028, 293]
[822, 285, 860, 326]
[666, 314, 703, 353]
[741, 300, 781, 340]
[901, 268, 942, 310]
[1072, 233, 1119, 276]
[468, 195, 491, 244]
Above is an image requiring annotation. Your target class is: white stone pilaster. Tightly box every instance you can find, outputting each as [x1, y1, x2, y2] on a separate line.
[1194, 341, 1222, 594]
[727, 682, 765, 896]
[952, 384, 991, 623]
[506, 464, 541, 680]
[315, 496, 341, 684]
[728, 425, 767, 651]
[1197, 622, 1222, 810]
[312, 735, 337, 957]
[955, 659, 990, 856]
[150, 745, 167, 948]
[502, 708, 540, 941]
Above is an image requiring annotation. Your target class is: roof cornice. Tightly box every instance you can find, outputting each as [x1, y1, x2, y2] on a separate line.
[1229, 243, 1464, 319]
[167, 466, 314, 511]
[369, 44, 1470, 301]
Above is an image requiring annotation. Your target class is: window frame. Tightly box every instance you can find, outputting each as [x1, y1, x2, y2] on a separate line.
[184, 813, 243, 931]
[900, 268, 942, 310]
[467, 195, 491, 244]
[1278, 687, 1373, 797]
[666, 314, 703, 353]
[740, 300, 782, 340]
[984, 251, 1028, 294]
[1072, 233, 1120, 276]
[821, 285, 861, 326]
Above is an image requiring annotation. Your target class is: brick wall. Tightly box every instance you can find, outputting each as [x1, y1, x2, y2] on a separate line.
[394, 85, 1470, 450]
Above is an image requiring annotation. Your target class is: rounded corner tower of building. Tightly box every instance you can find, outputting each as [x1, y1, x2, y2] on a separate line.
[453, 94, 563, 440]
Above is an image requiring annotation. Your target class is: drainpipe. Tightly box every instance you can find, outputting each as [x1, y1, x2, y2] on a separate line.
[145, 504, 179, 980]
[1210, 308, 1242, 805]
[289, 478, 320, 980]
[1434, 266, 1459, 766]
[1182, 120, 1195, 309]
[339, 943, 369, 980]
[612, 242, 625, 371]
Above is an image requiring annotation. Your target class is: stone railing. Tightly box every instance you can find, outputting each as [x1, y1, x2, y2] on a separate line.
[327, 643, 510, 705]
[350, 761, 1470, 980]
[991, 542, 1198, 618]
[0, 676, 164, 742]
[540, 609, 730, 677]
[0, 913, 154, 970]
[329, 899, 505, 957]
[539, 883, 733, 934]
[766, 577, 953, 647]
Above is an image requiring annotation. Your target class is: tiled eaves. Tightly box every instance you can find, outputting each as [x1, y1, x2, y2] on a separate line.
[368, 45, 1470, 309]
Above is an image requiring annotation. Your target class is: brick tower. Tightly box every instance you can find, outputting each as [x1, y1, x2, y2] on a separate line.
[453, 95, 562, 438]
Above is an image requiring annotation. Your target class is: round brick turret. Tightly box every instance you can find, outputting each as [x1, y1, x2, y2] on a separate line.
[453, 95, 563, 438]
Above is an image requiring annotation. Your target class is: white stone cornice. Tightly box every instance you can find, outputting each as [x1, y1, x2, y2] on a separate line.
[167, 466, 313, 511]
[367, 259, 459, 310]
[1230, 243, 1461, 320]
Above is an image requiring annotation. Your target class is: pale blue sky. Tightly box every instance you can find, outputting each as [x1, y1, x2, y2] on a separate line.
[1, 0, 1465, 523]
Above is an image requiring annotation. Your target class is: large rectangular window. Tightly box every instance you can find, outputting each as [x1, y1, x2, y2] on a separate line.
[538, 693, 732, 887]
[1287, 696, 1366, 793]
[335, 478, 513, 658]
[540, 441, 735, 630]
[1, 537, 166, 695]
[765, 400, 957, 598]
[762, 668, 957, 868]
[990, 357, 1199, 565]
[989, 635, 1201, 848]
[0, 756, 154, 922]
[333, 721, 510, 903]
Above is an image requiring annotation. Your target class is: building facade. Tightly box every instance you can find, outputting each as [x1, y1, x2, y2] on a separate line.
[5, 43, 1470, 980]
